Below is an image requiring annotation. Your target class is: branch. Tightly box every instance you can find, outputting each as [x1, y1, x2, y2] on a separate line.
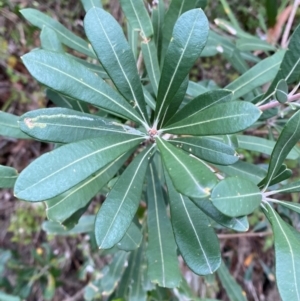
[258, 93, 300, 111]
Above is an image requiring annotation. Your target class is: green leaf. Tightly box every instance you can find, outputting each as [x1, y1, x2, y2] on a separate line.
[191, 197, 249, 232]
[141, 40, 161, 96]
[155, 9, 209, 123]
[263, 110, 300, 189]
[22, 50, 144, 125]
[0, 292, 21, 301]
[225, 51, 284, 100]
[214, 161, 267, 185]
[259, 164, 292, 188]
[160, 77, 189, 127]
[236, 135, 299, 160]
[120, 0, 153, 39]
[164, 101, 261, 136]
[127, 22, 139, 60]
[217, 261, 248, 301]
[143, 87, 156, 110]
[81, 0, 102, 12]
[151, 0, 165, 58]
[187, 81, 208, 97]
[0, 165, 18, 188]
[166, 89, 232, 126]
[95, 145, 154, 249]
[262, 202, 300, 301]
[157, 137, 217, 198]
[275, 79, 288, 104]
[271, 199, 300, 215]
[19, 108, 145, 143]
[236, 37, 276, 52]
[117, 222, 142, 251]
[211, 177, 262, 217]
[160, 0, 199, 62]
[84, 8, 149, 125]
[0, 111, 29, 139]
[15, 134, 144, 201]
[169, 137, 239, 165]
[40, 26, 63, 52]
[146, 164, 181, 288]
[101, 251, 128, 296]
[20, 8, 95, 57]
[263, 24, 300, 102]
[42, 215, 95, 235]
[46, 153, 130, 224]
[271, 180, 300, 194]
[166, 174, 221, 275]
[46, 89, 89, 113]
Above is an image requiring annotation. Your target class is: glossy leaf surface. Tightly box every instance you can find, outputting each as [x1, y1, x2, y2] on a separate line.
[157, 137, 217, 198]
[15, 134, 144, 201]
[20, 9, 95, 57]
[146, 164, 181, 288]
[211, 177, 262, 217]
[0, 165, 18, 188]
[165, 101, 261, 136]
[95, 146, 154, 249]
[155, 9, 209, 122]
[46, 153, 130, 224]
[117, 222, 143, 251]
[19, 108, 144, 143]
[169, 137, 238, 165]
[192, 198, 249, 232]
[22, 50, 144, 124]
[262, 203, 300, 301]
[263, 110, 300, 189]
[84, 8, 148, 124]
[275, 79, 288, 104]
[166, 174, 221, 275]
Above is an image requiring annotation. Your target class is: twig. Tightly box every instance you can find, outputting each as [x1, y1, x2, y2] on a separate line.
[258, 93, 300, 111]
[217, 231, 272, 239]
[281, 0, 300, 48]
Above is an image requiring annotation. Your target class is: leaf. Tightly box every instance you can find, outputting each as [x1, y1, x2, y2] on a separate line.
[259, 164, 292, 188]
[14, 134, 145, 201]
[127, 22, 139, 60]
[169, 137, 239, 165]
[214, 161, 267, 185]
[191, 197, 249, 232]
[46, 89, 89, 113]
[275, 79, 288, 104]
[141, 39, 161, 96]
[19, 108, 145, 143]
[166, 174, 221, 275]
[143, 87, 156, 110]
[0, 165, 18, 188]
[120, 0, 153, 39]
[146, 164, 181, 288]
[160, 77, 189, 126]
[263, 24, 300, 102]
[236, 135, 299, 160]
[117, 222, 143, 251]
[157, 137, 217, 198]
[0, 292, 21, 301]
[42, 215, 95, 235]
[164, 101, 261, 136]
[46, 153, 130, 224]
[155, 9, 209, 123]
[151, 0, 165, 58]
[166, 89, 233, 126]
[271, 199, 300, 215]
[160, 0, 199, 62]
[101, 251, 128, 296]
[211, 177, 262, 217]
[0, 111, 29, 139]
[225, 51, 284, 100]
[22, 50, 145, 125]
[95, 145, 154, 249]
[217, 261, 248, 301]
[236, 37, 276, 52]
[81, 0, 102, 12]
[84, 8, 149, 125]
[272, 180, 300, 194]
[20, 9, 95, 57]
[263, 110, 300, 189]
[187, 81, 208, 97]
[40, 26, 63, 52]
[262, 202, 300, 301]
